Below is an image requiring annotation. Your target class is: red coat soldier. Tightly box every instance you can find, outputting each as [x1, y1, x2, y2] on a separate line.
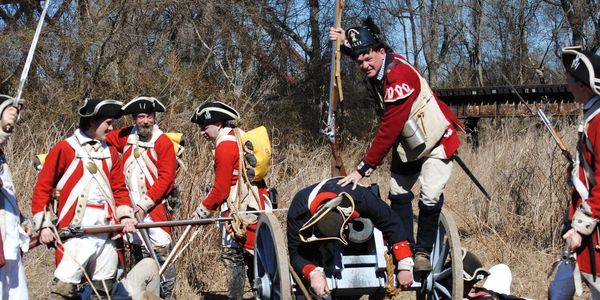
[562, 46, 600, 297]
[331, 18, 462, 271]
[191, 100, 271, 300]
[31, 98, 137, 299]
[105, 96, 177, 299]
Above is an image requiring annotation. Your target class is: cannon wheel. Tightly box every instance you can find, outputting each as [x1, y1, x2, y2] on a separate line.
[253, 212, 292, 300]
[417, 209, 463, 300]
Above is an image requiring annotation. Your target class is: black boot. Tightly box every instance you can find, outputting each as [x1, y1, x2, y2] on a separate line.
[389, 192, 415, 245]
[416, 195, 444, 252]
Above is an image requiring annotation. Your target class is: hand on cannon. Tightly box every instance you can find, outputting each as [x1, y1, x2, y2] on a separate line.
[309, 267, 330, 298]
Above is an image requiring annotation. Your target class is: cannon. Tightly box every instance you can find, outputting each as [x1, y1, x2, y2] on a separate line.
[253, 210, 463, 299]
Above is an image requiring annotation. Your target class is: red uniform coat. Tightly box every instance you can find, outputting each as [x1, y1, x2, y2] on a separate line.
[106, 126, 176, 234]
[31, 131, 133, 230]
[363, 53, 461, 169]
[571, 107, 600, 276]
[203, 127, 269, 250]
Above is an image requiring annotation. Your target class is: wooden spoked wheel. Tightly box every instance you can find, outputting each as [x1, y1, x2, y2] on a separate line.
[253, 213, 292, 300]
[417, 210, 463, 300]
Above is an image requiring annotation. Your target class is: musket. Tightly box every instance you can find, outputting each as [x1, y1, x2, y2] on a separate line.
[29, 217, 233, 250]
[323, 0, 346, 177]
[5, 0, 52, 132]
[501, 73, 574, 164]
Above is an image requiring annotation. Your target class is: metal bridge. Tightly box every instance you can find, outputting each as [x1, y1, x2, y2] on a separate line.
[435, 84, 578, 119]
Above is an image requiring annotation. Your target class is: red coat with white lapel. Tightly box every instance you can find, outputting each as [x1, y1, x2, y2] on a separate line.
[202, 127, 269, 250]
[106, 125, 177, 234]
[363, 53, 461, 169]
[31, 130, 134, 231]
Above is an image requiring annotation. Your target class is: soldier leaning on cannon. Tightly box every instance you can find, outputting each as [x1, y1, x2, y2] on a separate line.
[190, 100, 272, 300]
[105, 96, 178, 299]
[0, 96, 31, 298]
[31, 98, 137, 299]
[561, 46, 600, 298]
[287, 177, 414, 298]
[330, 18, 463, 272]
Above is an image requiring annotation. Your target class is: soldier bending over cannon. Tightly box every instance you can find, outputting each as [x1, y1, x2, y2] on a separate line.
[287, 177, 414, 298]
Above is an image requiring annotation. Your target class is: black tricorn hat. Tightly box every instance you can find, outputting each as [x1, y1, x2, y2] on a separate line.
[190, 100, 240, 125]
[562, 46, 600, 95]
[122, 96, 166, 115]
[78, 98, 123, 119]
[299, 192, 356, 245]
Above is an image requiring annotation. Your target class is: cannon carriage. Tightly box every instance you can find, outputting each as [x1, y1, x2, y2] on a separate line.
[253, 209, 464, 300]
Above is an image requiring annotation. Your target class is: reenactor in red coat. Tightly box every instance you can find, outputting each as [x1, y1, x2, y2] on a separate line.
[191, 100, 271, 300]
[105, 96, 177, 299]
[562, 46, 600, 298]
[31, 98, 137, 299]
[331, 18, 462, 271]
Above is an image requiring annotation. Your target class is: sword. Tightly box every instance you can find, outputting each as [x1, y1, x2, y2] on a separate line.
[5, 0, 52, 131]
[453, 154, 491, 201]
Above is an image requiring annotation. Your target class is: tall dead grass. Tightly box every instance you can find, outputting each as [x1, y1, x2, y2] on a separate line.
[16, 110, 587, 299]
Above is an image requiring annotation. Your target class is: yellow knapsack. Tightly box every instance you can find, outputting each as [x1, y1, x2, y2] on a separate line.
[238, 126, 271, 182]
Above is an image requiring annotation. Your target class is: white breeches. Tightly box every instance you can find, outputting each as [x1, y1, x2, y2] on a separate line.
[0, 253, 28, 299]
[389, 156, 453, 206]
[54, 233, 117, 283]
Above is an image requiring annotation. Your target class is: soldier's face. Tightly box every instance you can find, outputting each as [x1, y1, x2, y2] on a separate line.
[134, 112, 156, 137]
[200, 123, 222, 141]
[356, 48, 386, 78]
[90, 118, 114, 141]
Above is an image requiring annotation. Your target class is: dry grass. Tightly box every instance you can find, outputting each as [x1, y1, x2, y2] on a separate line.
[15, 112, 592, 299]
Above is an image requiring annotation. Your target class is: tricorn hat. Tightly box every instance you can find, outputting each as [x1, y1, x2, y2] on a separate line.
[190, 100, 239, 125]
[462, 249, 490, 283]
[299, 192, 356, 245]
[122, 96, 166, 115]
[443, 248, 490, 297]
[562, 46, 600, 95]
[78, 98, 123, 119]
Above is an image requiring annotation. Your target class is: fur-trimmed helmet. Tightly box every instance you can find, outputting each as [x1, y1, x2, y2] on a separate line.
[190, 100, 239, 125]
[562, 46, 600, 95]
[346, 16, 387, 55]
[122, 96, 166, 115]
[78, 98, 123, 119]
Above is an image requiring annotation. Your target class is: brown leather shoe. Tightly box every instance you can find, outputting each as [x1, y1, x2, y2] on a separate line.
[414, 252, 432, 272]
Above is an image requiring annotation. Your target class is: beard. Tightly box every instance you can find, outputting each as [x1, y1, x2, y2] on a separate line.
[137, 125, 153, 139]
